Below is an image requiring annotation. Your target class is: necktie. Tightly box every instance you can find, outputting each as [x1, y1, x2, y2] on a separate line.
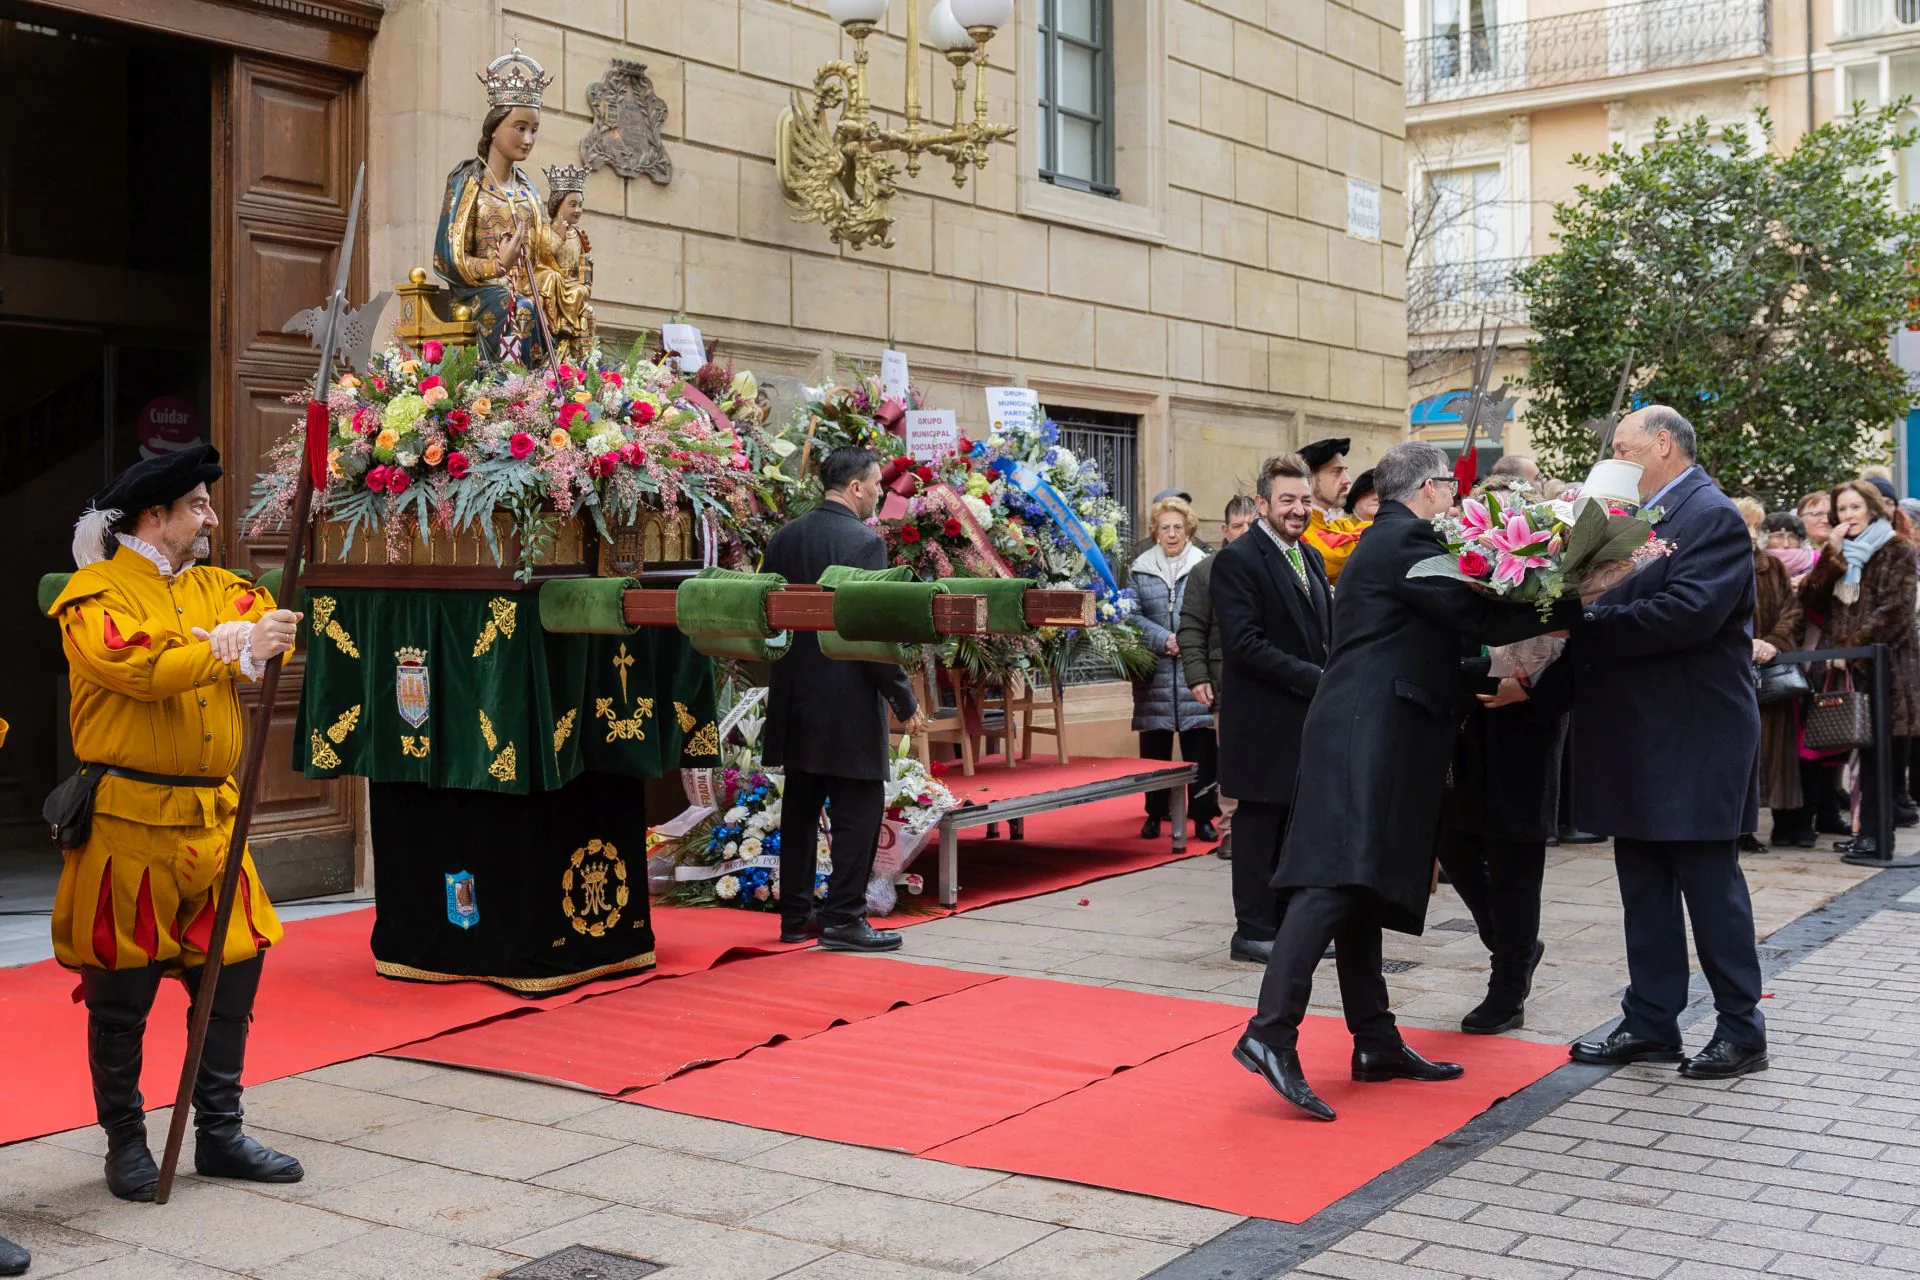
[1284, 544, 1308, 587]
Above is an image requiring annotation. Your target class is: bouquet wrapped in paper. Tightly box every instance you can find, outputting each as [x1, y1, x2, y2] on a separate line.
[1408, 463, 1672, 616]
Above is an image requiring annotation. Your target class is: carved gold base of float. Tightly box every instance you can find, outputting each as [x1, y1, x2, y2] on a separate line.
[302, 511, 588, 589]
[596, 509, 697, 578]
[393, 268, 480, 350]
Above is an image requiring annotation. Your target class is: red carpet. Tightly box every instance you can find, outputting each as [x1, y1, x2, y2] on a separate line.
[633, 976, 1248, 1150]
[926, 1024, 1568, 1222]
[0, 904, 803, 1146]
[392, 951, 997, 1093]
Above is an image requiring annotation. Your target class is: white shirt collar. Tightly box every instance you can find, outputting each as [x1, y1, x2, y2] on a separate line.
[116, 533, 177, 579]
[1257, 520, 1297, 552]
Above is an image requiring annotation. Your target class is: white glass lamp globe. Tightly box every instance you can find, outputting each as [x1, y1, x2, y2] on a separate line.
[827, 0, 890, 26]
[950, 0, 1014, 31]
[928, 0, 976, 49]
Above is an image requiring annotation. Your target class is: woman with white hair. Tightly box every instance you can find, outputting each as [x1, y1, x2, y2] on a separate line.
[1128, 495, 1219, 841]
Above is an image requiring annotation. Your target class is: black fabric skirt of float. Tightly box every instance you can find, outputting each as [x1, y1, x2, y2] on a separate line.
[368, 771, 654, 995]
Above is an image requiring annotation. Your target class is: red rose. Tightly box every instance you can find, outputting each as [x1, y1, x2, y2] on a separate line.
[603, 370, 623, 388]
[419, 375, 443, 392]
[352, 406, 375, 434]
[590, 452, 620, 478]
[509, 432, 536, 459]
[619, 441, 645, 466]
[631, 401, 656, 426]
[447, 451, 471, 479]
[901, 524, 923, 544]
[386, 469, 412, 496]
[915, 464, 935, 484]
[558, 363, 581, 384]
[958, 436, 973, 455]
[943, 518, 964, 537]
[446, 408, 470, 435]
[558, 402, 587, 431]
[422, 340, 444, 364]
[363, 465, 389, 493]
[1458, 550, 1491, 578]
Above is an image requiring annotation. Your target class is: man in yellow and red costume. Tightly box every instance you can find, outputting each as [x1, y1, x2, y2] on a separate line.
[1299, 437, 1370, 588]
[47, 443, 305, 1202]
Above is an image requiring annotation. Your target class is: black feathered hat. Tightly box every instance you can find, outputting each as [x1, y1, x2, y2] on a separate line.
[1298, 437, 1349, 473]
[73, 443, 222, 567]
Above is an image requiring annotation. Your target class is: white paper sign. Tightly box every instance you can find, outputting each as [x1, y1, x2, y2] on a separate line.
[881, 349, 910, 401]
[662, 323, 707, 371]
[1346, 178, 1381, 243]
[905, 409, 959, 463]
[984, 386, 1041, 436]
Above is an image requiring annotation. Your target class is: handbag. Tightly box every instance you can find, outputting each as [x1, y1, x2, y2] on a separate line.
[1804, 668, 1873, 753]
[41, 765, 106, 850]
[1754, 660, 1810, 706]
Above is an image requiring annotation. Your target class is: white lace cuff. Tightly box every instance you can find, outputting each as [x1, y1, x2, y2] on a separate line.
[236, 623, 263, 681]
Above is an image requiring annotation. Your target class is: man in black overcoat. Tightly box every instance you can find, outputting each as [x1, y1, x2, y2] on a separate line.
[762, 447, 924, 952]
[1212, 453, 1330, 964]
[1536, 406, 1768, 1080]
[1233, 441, 1581, 1121]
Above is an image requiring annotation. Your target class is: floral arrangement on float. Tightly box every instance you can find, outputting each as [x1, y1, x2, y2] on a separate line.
[245, 338, 781, 579]
[1410, 460, 1673, 617]
[651, 681, 957, 913]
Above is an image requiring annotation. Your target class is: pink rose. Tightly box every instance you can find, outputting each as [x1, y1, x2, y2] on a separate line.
[509, 432, 536, 459]
[603, 370, 623, 388]
[419, 375, 443, 392]
[422, 340, 444, 364]
[446, 409, 470, 435]
[558, 402, 588, 431]
[386, 469, 412, 496]
[364, 465, 390, 493]
[729, 453, 751, 471]
[631, 401, 656, 426]
[619, 441, 645, 466]
[1458, 550, 1491, 578]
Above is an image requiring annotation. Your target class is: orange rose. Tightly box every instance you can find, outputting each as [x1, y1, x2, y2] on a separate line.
[375, 429, 399, 450]
[424, 443, 445, 466]
[549, 429, 571, 450]
[472, 397, 492, 416]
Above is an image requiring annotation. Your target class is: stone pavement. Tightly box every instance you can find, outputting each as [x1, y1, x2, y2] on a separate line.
[0, 834, 1911, 1279]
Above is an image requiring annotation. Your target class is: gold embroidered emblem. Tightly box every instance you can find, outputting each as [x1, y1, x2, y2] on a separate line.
[553, 708, 577, 755]
[309, 731, 340, 770]
[472, 597, 518, 657]
[488, 743, 518, 782]
[594, 695, 652, 742]
[306, 596, 360, 658]
[561, 838, 629, 937]
[686, 722, 719, 758]
[326, 705, 362, 744]
[674, 701, 696, 732]
[478, 709, 498, 751]
[612, 642, 635, 704]
[401, 735, 431, 757]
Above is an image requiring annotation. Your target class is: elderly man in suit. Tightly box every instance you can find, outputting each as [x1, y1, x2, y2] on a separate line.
[1210, 456, 1330, 963]
[1232, 441, 1582, 1121]
[1539, 406, 1768, 1080]
[762, 446, 926, 953]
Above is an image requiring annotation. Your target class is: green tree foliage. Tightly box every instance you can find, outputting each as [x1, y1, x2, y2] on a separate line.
[1517, 108, 1920, 504]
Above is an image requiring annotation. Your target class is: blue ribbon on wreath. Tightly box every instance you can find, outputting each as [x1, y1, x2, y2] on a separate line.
[988, 457, 1119, 599]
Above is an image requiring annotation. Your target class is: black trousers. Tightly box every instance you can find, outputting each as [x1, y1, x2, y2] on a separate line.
[1230, 800, 1291, 940]
[1613, 837, 1766, 1050]
[1138, 727, 1219, 824]
[779, 771, 885, 931]
[1245, 887, 1399, 1054]
[1435, 830, 1545, 976]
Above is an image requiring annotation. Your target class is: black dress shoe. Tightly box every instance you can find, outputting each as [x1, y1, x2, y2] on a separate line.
[818, 921, 904, 952]
[1678, 1037, 1769, 1080]
[1898, 807, 1919, 829]
[1836, 837, 1881, 859]
[1140, 818, 1162, 839]
[1196, 820, 1220, 842]
[0, 1235, 27, 1277]
[1559, 827, 1605, 844]
[780, 915, 820, 944]
[1231, 1035, 1335, 1121]
[1737, 832, 1766, 853]
[1352, 1042, 1464, 1083]
[1213, 832, 1232, 860]
[1229, 933, 1273, 964]
[1569, 1028, 1683, 1066]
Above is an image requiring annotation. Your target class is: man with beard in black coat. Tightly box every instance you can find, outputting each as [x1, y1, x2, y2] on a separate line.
[1231, 441, 1583, 1121]
[763, 446, 926, 952]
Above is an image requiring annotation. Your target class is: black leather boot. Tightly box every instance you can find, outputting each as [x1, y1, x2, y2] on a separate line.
[0, 1233, 27, 1276]
[180, 957, 303, 1184]
[82, 964, 166, 1202]
[1462, 940, 1545, 1035]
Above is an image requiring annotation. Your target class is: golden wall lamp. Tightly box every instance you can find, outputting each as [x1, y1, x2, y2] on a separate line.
[777, 0, 1016, 250]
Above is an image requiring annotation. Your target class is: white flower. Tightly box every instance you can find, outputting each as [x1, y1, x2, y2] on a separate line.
[1052, 446, 1078, 470]
[962, 495, 996, 529]
[740, 837, 763, 858]
[724, 841, 740, 858]
[395, 450, 419, 469]
[724, 806, 748, 824]
[715, 875, 740, 900]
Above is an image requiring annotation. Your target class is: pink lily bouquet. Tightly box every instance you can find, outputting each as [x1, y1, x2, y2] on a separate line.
[1409, 486, 1672, 614]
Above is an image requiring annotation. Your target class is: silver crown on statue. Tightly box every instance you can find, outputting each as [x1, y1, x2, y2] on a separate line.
[478, 47, 553, 110]
[544, 162, 588, 196]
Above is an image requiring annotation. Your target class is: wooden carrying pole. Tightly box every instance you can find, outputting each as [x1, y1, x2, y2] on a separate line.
[620, 586, 1095, 632]
[154, 165, 367, 1205]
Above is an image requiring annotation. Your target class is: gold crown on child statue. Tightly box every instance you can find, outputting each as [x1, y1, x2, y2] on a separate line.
[478, 47, 553, 109]
[544, 163, 588, 196]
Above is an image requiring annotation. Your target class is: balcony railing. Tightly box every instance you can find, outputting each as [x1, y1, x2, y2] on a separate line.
[1406, 0, 1770, 107]
[1842, 0, 1920, 41]
[1407, 256, 1531, 336]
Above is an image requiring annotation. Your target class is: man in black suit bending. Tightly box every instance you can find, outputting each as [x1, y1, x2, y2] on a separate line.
[762, 447, 926, 952]
[1211, 453, 1330, 964]
[1232, 441, 1581, 1121]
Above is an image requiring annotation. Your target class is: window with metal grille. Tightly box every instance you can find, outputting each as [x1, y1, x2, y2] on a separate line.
[1042, 404, 1138, 684]
[1036, 0, 1117, 197]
